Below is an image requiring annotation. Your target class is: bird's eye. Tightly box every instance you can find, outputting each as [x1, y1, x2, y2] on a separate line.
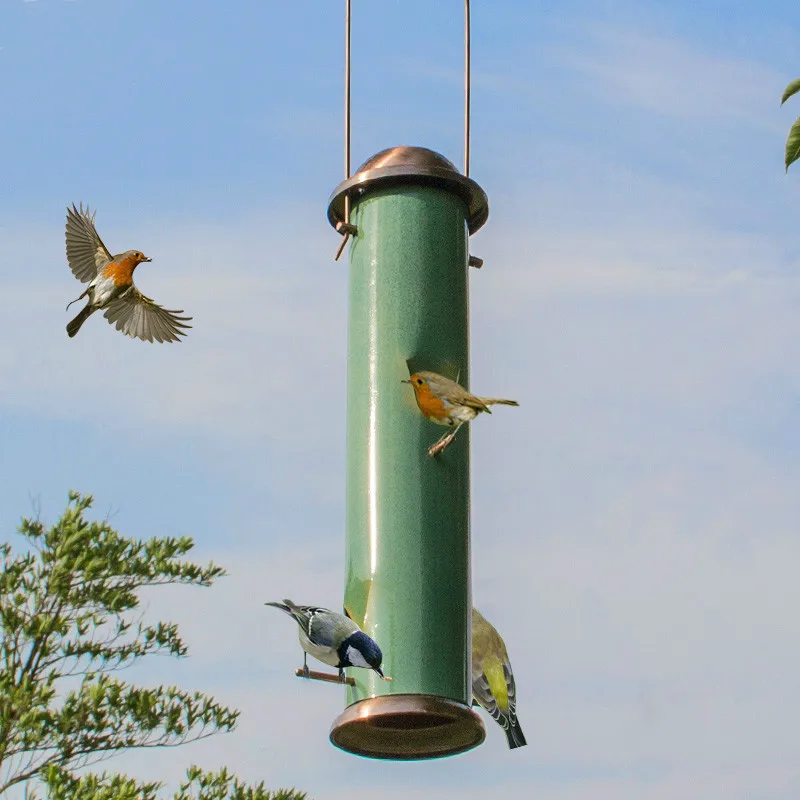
[414, 378, 424, 385]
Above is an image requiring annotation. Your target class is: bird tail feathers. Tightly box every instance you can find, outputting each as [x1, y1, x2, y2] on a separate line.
[505, 720, 527, 749]
[66, 305, 94, 338]
[265, 599, 303, 616]
[264, 600, 292, 613]
[481, 397, 519, 407]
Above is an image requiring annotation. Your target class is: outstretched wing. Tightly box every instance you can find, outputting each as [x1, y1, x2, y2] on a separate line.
[103, 287, 192, 343]
[65, 203, 113, 283]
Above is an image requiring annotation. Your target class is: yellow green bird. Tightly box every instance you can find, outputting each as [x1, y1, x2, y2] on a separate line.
[472, 607, 527, 749]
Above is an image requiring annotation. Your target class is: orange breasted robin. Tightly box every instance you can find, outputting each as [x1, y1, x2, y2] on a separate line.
[65, 203, 192, 342]
[402, 370, 519, 457]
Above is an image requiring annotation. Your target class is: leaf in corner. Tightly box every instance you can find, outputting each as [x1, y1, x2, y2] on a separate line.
[781, 78, 800, 106]
[786, 118, 800, 171]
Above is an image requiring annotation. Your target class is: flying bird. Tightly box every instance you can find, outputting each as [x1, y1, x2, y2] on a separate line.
[265, 599, 386, 682]
[64, 203, 191, 342]
[472, 607, 526, 749]
[403, 370, 519, 456]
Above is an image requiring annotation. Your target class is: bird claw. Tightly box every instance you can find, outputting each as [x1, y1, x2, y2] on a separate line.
[302, 665, 311, 679]
[428, 434, 455, 458]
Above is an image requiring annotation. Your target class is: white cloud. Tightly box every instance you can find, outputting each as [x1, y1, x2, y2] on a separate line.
[555, 24, 786, 130]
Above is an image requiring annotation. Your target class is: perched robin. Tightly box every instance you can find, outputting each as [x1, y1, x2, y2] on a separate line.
[472, 607, 527, 749]
[64, 203, 192, 342]
[402, 370, 519, 457]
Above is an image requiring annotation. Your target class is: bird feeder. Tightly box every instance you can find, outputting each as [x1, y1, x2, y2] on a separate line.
[327, 1, 488, 759]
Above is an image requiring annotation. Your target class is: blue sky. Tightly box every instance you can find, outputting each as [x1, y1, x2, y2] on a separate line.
[2, 0, 800, 798]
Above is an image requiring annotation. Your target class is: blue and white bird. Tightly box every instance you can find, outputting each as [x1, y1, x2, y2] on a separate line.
[265, 599, 385, 682]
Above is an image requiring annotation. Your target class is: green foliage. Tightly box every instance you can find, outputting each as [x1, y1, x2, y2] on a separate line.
[781, 78, 800, 171]
[176, 766, 306, 800]
[32, 764, 306, 800]
[35, 765, 161, 800]
[0, 491, 306, 800]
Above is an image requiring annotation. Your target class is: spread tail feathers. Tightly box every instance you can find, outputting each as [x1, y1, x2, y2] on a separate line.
[66, 305, 94, 338]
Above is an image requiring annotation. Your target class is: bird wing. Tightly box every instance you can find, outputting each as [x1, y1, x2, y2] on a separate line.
[307, 609, 358, 649]
[273, 600, 335, 640]
[474, 655, 506, 717]
[423, 372, 492, 414]
[265, 600, 359, 649]
[474, 658, 518, 726]
[459, 393, 492, 413]
[472, 609, 519, 724]
[65, 203, 113, 283]
[102, 287, 192, 343]
[472, 670, 498, 716]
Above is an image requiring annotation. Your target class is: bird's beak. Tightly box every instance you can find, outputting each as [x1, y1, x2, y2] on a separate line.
[374, 666, 385, 678]
[143, 256, 152, 262]
[400, 379, 410, 384]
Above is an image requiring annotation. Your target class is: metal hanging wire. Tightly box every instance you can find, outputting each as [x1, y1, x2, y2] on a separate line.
[464, 0, 471, 178]
[334, 0, 356, 261]
[334, 0, 473, 260]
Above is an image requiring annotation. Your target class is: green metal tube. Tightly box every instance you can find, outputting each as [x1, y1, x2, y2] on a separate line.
[328, 146, 488, 758]
[344, 183, 472, 704]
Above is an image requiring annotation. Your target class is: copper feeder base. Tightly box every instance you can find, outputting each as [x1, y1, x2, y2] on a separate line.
[330, 694, 485, 760]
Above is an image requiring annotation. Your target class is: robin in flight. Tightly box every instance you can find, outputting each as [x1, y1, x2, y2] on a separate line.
[64, 203, 192, 342]
[402, 370, 519, 457]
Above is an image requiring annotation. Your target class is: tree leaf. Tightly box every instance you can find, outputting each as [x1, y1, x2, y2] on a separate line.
[785, 117, 800, 171]
[781, 78, 800, 105]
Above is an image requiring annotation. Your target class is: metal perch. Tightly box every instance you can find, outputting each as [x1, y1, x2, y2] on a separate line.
[295, 668, 356, 686]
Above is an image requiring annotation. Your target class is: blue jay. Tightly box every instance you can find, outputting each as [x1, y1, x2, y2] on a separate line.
[265, 599, 385, 682]
[472, 607, 527, 749]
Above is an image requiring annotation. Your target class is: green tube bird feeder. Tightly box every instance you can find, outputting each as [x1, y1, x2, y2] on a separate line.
[327, 148, 490, 758]
[325, 2, 489, 761]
